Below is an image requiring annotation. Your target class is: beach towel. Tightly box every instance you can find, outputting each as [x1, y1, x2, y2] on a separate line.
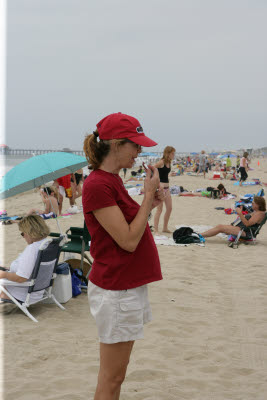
[154, 235, 205, 247]
[233, 181, 260, 186]
[128, 187, 142, 196]
[0, 215, 20, 221]
[220, 194, 236, 200]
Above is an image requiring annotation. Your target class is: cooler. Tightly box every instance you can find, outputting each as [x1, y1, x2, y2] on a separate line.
[43, 262, 72, 304]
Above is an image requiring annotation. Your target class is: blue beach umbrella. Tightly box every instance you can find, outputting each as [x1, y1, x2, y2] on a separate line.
[219, 154, 237, 159]
[139, 152, 156, 157]
[0, 152, 88, 200]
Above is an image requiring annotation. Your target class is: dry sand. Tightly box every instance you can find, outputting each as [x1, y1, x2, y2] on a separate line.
[0, 159, 267, 400]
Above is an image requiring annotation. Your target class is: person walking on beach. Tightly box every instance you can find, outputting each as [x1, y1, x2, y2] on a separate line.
[153, 146, 175, 235]
[239, 152, 249, 186]
[82, 112, 164, 400]
[197, 150, 207, 178]
[236, 155, 240, 172]
[54, 174, 75, 215]
[226, 155, 232, 171]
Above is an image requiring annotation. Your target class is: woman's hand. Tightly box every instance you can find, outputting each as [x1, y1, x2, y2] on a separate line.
[236, 206, 243, 216]
[151, 187, 165, 209]
[144, 165, 160, 195]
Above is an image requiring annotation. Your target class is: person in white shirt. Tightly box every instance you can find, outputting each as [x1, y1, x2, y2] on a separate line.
[0, 215, 50, 305]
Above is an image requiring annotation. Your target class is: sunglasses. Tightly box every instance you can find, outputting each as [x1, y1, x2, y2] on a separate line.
[124, 139, 142, 151]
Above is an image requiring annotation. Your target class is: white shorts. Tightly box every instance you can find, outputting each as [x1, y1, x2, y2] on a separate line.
[87, 282, 152, 344]
[58, 185, 65, 197]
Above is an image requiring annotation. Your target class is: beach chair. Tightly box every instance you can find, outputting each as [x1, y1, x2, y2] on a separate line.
[50, 221, 92, 275]
[228, 212, 267, 249]
[0, 236, 66, 322]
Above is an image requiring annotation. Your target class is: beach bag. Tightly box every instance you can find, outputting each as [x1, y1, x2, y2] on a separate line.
[69, 266, 88, 297]
[173, 227, 205, 244]
[206, 187, 220, 199]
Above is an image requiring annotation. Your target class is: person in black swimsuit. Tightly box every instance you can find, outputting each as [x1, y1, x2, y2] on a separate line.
[201, 196, 266, 239]
[72, 169, 84, 200]
[153, 146, 176, 234]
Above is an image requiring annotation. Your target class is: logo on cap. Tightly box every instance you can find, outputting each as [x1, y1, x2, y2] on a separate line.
[136, 126, 143, 134]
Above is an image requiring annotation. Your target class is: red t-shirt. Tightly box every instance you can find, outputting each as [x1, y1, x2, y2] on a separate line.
[82, 169, 162, 290]
[57, 175, 71, 189]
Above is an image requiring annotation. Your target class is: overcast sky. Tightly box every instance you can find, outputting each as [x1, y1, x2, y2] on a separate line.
[4, 0, 267, 152]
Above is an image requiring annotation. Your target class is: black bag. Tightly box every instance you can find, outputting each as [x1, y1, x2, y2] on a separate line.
[206, 187, 220, 199]
[173, 227, 202, 244]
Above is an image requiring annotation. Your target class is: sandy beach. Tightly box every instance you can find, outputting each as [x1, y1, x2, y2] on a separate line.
[1, 158, 267, 400]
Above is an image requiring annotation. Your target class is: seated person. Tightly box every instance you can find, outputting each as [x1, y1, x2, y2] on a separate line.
[201, 196, 266, 239]
[27, 186, 59, 218]
[0, 215, 50, 305]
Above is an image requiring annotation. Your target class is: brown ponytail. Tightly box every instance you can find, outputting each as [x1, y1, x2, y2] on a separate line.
[83, 130, 111, 170]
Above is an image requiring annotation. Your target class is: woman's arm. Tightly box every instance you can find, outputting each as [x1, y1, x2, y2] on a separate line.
[236, 209, 261, 227]
[43, 198, 51, 214]
[93, 167, 160, 252]
[153, 159, 164, 169]
[0, 270, 28, 283]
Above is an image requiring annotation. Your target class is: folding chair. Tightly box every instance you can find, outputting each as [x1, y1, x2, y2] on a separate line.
[228, 212, 267, 249]
[0, 236, 66, 322]
[50, 221, 92, 276]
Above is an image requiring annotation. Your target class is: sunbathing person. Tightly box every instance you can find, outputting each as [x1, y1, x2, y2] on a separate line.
[27, 186, 59, 218]
[201, 196, 266, 238]
[0, 215, 50, 306]
[179, 184, 233, 199]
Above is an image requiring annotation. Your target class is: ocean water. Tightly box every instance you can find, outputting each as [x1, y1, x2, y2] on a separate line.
[0, 155, 31, 177]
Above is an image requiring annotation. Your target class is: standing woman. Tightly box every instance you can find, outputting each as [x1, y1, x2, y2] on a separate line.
[82, 113, 164, 400]
[74, 168, 84, 199]
[153, 146, 176, 235]
[239, 152, 249, 186]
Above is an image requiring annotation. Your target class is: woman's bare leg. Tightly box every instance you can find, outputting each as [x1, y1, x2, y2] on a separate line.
[154, 202, 163, 234]
[162, 190, 172, 233]
[94, 341, 134, 400]
[202, 224, 246, 238]
[75, 183, 82, 199]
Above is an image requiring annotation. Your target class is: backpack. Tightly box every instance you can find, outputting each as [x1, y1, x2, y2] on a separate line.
[206, 187, 220, 199]
[69, 266, 88, 297]
[173, 227, 205, 244]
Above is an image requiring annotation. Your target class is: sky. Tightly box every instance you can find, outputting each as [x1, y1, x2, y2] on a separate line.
[3, 0, 267, 153]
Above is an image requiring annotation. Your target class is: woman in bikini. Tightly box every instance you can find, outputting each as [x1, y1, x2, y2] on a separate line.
[27, 186, 59, 218]
[153, 146, 176, 235]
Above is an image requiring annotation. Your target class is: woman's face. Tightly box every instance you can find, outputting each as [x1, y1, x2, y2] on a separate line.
[169, 151, 175, 160]
[252, 200, 259, 211]
[117, 141, 142, 168]
[20, 231, 34, 245]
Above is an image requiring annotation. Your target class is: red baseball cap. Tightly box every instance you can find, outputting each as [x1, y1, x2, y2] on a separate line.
[96, 112, 157, 147]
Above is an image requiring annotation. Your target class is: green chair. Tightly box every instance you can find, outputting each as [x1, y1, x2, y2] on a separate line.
[50, 221, 92, 273]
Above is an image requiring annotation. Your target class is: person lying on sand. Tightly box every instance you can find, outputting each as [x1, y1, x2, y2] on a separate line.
[179, 184, 234, 199]
[201, 196, 266, 239]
